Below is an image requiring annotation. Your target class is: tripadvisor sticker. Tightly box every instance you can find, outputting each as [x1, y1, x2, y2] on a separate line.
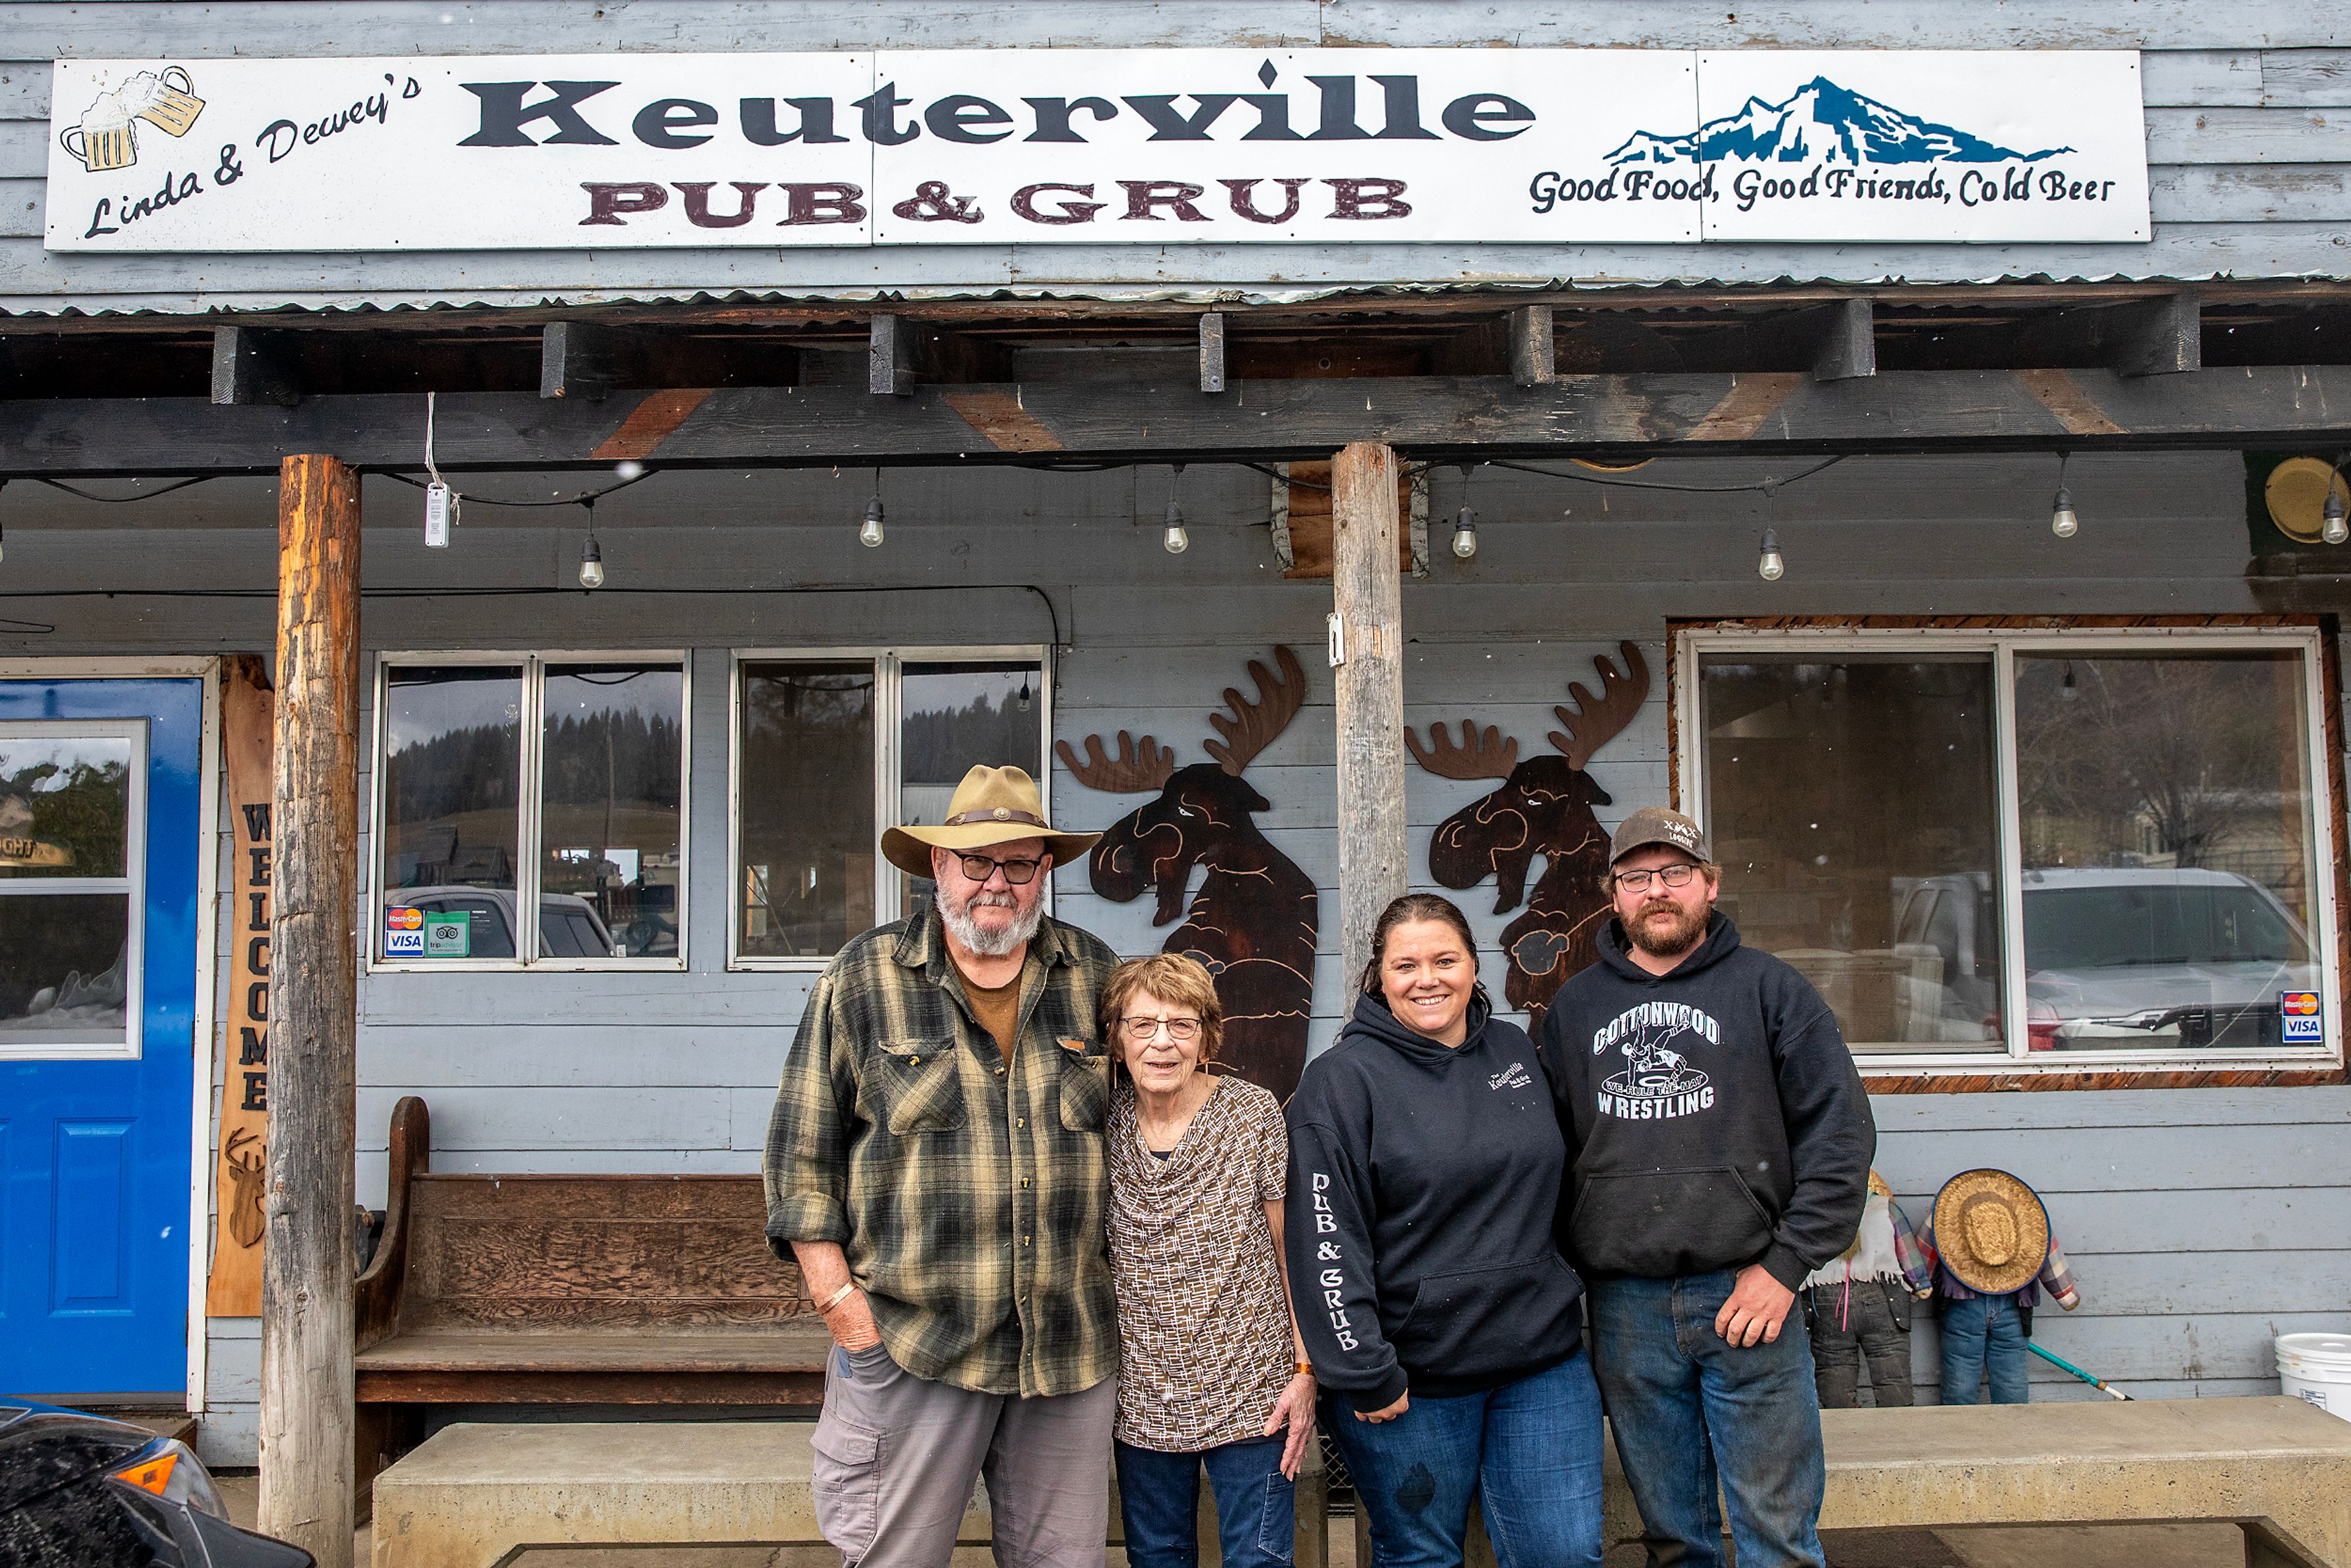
[424, 910, 471, 958]
[2281, 990, 2323, 1044]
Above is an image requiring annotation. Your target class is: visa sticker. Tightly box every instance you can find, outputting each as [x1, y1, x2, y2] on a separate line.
[2281, 991, 2324, 1043]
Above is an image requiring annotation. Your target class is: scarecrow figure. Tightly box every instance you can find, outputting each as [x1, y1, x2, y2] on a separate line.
[1801, 1170, 1935, 1407]
[1921, 1168, 2082, 1405]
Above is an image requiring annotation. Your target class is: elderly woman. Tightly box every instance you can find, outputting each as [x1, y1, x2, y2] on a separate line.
[1286, 893, 1602, 1568]
[1104, 953, 1316, 1568]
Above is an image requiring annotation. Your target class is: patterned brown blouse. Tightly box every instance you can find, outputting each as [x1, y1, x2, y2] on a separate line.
[1108, 1075, 1294, 1452]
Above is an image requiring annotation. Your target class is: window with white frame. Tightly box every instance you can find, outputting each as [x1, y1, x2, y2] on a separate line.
[1679, 627, 2339, 1068]
[373, 655, 688, 967]
[730, 649, 1047, 967]
[0, 720, 145, 1057]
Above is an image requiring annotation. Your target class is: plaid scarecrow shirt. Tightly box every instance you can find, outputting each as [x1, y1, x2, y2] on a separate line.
[762, 898, 1123, 1398]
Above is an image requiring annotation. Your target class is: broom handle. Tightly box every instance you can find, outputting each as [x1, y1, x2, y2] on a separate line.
[2027, 1339, 2132, 1400]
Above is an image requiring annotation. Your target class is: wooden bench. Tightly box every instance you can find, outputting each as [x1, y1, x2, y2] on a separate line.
[1408, 1396, 2351, 1568]
[371, 1419, 1329, 1568]
[353, 1097, 831, 1496]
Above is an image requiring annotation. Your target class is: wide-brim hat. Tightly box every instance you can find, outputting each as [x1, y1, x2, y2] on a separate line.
[880, 764, 1101, 879]
[1932, 1168, 2051, 1296]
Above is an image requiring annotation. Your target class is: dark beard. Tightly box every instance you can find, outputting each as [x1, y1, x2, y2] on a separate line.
[1625, 899, 1710, 959]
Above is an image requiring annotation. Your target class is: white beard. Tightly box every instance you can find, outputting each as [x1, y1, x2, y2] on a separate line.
[937, 885, 1042, 957]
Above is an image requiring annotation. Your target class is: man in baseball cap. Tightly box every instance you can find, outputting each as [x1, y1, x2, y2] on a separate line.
[1535, 805, 1875, 1568]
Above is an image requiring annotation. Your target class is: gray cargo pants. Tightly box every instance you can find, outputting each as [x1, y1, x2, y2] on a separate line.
[811, 1340, 1117, 1568]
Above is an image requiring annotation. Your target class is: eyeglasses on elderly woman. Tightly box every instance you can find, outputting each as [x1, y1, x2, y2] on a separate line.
[1119, 1016, 1203, 1042]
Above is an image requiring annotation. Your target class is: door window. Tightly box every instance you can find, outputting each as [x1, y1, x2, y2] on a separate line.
[0, 721, 145, 1059]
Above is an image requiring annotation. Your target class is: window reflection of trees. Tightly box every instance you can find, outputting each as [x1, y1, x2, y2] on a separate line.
[739, 666, 876, 958]
[3, 757, 128, 876]
[383, 669, 522, 891]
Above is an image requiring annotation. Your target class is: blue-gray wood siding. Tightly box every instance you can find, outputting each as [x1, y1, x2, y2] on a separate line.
[8, 10, 2351, 309]
[15, 448, 2309, 1457]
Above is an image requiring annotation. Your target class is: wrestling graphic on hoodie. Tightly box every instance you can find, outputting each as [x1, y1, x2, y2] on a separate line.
[1591, 1000, 1717, 1120]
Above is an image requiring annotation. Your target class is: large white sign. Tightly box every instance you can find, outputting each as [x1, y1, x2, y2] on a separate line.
[43, 50, 2149, 252]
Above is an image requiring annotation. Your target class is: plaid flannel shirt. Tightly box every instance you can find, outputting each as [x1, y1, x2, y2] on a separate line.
[762, 898, 1123, 1398]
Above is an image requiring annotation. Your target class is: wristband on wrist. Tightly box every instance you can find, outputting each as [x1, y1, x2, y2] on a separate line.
[816, 1281, 859, 1315]
[1294, 1360, 1314, 1377]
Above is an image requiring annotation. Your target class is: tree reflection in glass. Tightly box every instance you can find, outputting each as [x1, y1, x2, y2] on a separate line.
[540, 664, 684, 959]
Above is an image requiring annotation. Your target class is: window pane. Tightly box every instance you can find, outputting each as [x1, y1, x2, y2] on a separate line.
[0, 894, 130, 1043]
[540, 663, 684, 959]
[381, 666, 523, 959]
[899, 663, 1044, 918]
[2015, 650, 2321, 1052]
[0, 735, 132, 879]
[1702, 655, 2004, 1054]
[738, 662, 875, 958]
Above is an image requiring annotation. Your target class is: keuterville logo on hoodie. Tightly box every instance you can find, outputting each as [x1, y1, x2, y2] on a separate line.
[1591, 1001, 1719, 1120]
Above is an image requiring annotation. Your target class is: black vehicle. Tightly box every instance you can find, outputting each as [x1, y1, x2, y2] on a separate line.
[0, 1399, 313, 1568]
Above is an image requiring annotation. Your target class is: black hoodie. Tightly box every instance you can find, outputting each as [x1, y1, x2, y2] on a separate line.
[1285, 991, 1584, 1413]
[1536, 913, 1875, 1291]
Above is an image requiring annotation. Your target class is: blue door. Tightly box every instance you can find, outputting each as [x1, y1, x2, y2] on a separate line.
[0, 678, 204, 1400]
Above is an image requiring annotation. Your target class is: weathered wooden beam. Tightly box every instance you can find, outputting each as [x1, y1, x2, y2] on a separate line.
[12, 366, 2351, 477]
[1810, 298, 1876, 381]
[2023, 293, 2203, 377]
[869, 313, 918, 397]
[259, 454, 361, 1568]
[212, 325, 303, 408]
[540, 321, 648, 402]
[1199, 313, 1227, 394]
[1509, 304, 1556, 388]
[1331, 440, 1408, 987]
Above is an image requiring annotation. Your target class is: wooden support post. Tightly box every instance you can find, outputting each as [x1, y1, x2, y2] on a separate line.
[1331, 441, 1408, 985]
[1509, 305, 1555, 387]
[1199, 313, 1227, 394]
[258, 453, 362, 1568]
[212, 325, 303, 407]
[869, 313, 918, 396]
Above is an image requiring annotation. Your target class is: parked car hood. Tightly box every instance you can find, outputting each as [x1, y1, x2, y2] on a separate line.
[0, 1400, 154, 1514]
[2027, 958, 2315, 1023]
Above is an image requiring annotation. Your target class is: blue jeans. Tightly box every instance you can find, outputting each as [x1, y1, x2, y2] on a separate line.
[1588, 1271, 1826, 1568]
[1324, 1351, 1604, 1568]
[1114, 1436, 1294, 1568]
[1938, 1294, 2031, 1405]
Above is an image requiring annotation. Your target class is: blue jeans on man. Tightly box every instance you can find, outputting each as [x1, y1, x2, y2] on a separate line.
[1937, 1293, 2031, 1404]
[1114, 1436, 1294, 1568]
[1588, 1270, 1826, 1568]
[1324, 1351, 1605, 1568]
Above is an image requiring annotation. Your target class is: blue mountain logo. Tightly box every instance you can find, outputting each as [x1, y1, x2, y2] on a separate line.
[1608, 76, 2071, 167]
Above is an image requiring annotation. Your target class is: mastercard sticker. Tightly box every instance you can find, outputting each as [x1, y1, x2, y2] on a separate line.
[2281, 991, 2323, 1043]
[385, 905, 427, 956]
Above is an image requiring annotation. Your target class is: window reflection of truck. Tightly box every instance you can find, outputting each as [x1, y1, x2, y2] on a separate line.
[384, 887, 619, 959]
[1895, 868, 2316, 1050]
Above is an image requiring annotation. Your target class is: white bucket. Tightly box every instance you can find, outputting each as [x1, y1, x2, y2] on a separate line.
[2276, 1333, 2351, 1420]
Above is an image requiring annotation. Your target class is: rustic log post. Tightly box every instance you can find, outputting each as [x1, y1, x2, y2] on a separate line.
[258, 454, 361, 1568]
[1332, 441, 1408, 985]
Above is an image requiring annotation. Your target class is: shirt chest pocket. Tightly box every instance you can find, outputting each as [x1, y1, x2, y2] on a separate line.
[876, 1040, 967, 1135]
[1056, 1040, 1111, 1133]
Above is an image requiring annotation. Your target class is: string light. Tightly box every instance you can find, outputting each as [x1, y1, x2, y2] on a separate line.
[577, 495, 605, 590]
[1757, 527, 1785, 582]
[1451, 463, 1479, 560]
[1163, 463, 1189, 555]
[2325, 454, 2349, 546]
[860, 468, 885, 548]
[2050, 453, 2079, 538]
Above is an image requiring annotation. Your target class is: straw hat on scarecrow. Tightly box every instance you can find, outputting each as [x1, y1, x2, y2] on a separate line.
[1931, 1168, 2052, 1296]
[880, 765, 1100, 878]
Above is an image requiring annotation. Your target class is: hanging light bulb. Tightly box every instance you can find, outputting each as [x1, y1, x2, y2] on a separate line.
[577, 495, 605, 589]
[2325, 483, 2349, 546]
[1451, 463, 1479, 560]
[861, 467, 885, 548]
[1163, 462, 1189, 555]
[1016, 679, 1032, 713]
[2050, 453, 2079, 538]
[1757, 527, 1785, 582]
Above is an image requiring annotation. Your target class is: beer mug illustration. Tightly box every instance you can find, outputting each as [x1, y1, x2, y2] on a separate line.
[127, 67, 204, 137]
[60, 91, 138, 172]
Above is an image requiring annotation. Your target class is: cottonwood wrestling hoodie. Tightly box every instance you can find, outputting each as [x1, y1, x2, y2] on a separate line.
[1535, 913, 1875, 1290]
[1286, 991, 1584, 1414]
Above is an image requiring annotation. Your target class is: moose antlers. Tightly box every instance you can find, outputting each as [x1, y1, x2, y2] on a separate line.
[1057, 731, 1179, 793]
[1549, 642, 1650, 771]
[1204, 645, 1307, 776]
[1407, 642, 1651, 778]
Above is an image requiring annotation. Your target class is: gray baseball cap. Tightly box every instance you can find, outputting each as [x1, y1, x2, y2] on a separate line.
[1609, 806, 1709, 866]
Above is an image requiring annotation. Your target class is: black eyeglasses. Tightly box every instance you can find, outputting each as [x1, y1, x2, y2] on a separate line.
[957, 853, 1044, 885]
[1614, 864, 1704, 893]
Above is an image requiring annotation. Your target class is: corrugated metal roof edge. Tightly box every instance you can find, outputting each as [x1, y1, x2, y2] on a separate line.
[6, 271, 2344, 320]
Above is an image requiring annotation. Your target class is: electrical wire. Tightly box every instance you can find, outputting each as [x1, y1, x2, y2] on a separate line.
[33, 476, 216, 504]
[375, 470, 655, 508]
[1487, 455, 1847, 493]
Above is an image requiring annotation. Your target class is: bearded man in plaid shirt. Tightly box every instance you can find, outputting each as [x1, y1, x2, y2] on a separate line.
[764, 763, 1122, 1568]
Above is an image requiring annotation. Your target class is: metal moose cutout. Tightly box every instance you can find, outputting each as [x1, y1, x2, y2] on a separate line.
[1411, 642, 1651, 1030]
[1058, 647, 1318, 1099]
